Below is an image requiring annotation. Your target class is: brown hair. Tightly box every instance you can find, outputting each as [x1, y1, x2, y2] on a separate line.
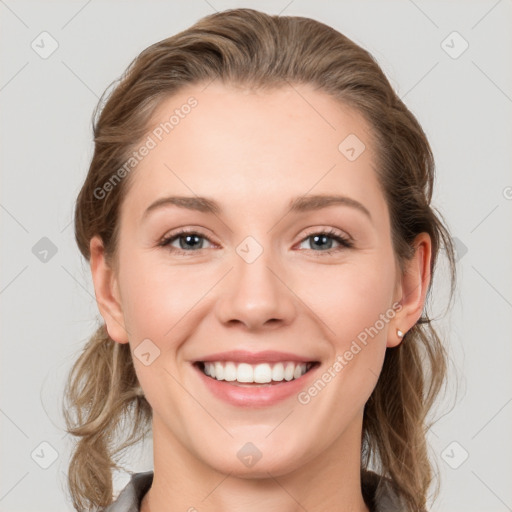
[63, 8, 457, 511]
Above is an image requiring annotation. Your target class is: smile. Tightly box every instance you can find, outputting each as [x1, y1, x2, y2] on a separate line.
[195, 360, 318, 384]
[191, 360, 321, 407]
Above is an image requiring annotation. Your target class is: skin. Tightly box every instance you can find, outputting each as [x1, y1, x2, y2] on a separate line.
[90, 81, 431, 512]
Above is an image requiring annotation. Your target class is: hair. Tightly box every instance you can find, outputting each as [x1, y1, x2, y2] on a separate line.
[63, 7, 457, 512]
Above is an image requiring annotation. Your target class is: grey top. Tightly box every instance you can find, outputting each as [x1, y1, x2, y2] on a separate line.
[101, 470, 410, 512]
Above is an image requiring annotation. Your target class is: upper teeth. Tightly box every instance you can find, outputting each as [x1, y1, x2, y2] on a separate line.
[202, 361, 310, 383]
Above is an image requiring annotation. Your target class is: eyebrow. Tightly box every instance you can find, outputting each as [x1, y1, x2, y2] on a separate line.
[142, 194, 372, 222]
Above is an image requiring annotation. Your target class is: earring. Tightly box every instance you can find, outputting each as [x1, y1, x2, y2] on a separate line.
[397, 329, 404, 338]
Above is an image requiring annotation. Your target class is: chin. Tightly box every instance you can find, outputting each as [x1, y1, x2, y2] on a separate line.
[200, 442, 310, 479]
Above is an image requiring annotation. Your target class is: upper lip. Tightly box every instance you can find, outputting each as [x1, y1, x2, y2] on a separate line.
[193, 350, 319, 364]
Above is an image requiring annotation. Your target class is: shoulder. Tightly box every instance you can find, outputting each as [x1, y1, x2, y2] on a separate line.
[361, 469, 411, 512]
[100, 471, 153, 512]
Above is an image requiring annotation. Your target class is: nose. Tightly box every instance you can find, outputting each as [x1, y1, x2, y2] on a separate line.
[215, 246, 296, 332]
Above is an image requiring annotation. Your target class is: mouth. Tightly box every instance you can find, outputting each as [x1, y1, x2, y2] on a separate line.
[193, 360, 321, 387]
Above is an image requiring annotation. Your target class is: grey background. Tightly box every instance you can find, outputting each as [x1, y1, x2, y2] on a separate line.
[1, 1, 511, 511]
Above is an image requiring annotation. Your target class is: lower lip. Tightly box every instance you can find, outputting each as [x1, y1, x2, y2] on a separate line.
[192, 362, 320, 407]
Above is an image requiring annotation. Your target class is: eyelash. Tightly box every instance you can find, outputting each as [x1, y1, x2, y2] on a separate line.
[158, 227, 354, 257]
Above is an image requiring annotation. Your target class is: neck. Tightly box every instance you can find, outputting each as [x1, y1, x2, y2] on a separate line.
[141, 414, 370, 512]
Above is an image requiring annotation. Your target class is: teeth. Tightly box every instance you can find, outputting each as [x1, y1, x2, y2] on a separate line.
[202, 361, 311, 383]
[272, 362, 285, 382]
[224, 362, 237, 381]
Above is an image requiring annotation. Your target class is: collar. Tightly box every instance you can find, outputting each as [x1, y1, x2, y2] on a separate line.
[102, 469, 409, 512]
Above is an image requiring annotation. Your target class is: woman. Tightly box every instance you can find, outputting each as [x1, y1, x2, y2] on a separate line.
[63, 7, 457, 512]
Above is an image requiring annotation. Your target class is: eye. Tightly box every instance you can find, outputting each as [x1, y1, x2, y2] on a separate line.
[297, 228, 354, 256]
[158, 227, 353, 257]
[158, 228, 215, 256]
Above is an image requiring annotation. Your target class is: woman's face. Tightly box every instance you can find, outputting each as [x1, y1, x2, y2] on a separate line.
[92, 81, 419, 477]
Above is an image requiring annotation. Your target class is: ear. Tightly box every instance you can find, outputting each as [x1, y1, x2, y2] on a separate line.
[89, 235, 129, 344]
[388, 232, 432, 348]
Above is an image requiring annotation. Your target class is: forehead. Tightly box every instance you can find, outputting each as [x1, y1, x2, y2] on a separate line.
[120, 80, 386, 226]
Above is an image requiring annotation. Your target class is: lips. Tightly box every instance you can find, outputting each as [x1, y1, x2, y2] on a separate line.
[191, 358, 322, 407]
[193, 349, 319, 365]
[189, 349, 321, 406]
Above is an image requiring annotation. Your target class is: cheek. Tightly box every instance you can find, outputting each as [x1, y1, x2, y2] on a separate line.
[117, 252, 179, 346]
[299, 257, 396, 342]
[117, 251, 225, 406]
[303, 262, 395, 409]
[118, 246, 209, 337]
[117, 253, 196, 408]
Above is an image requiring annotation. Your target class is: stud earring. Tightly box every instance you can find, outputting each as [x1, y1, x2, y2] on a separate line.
[397, 329, 404, 338]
